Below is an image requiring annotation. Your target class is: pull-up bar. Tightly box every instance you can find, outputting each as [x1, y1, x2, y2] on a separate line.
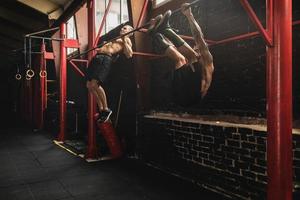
[68, 22, 151, 60]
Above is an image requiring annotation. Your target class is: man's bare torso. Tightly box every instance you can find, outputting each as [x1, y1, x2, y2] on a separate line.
[97, 39, 124, 56]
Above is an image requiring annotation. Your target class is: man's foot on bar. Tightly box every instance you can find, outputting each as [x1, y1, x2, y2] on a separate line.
[155, 10, 172, 33]
[147, 14, 162, 34]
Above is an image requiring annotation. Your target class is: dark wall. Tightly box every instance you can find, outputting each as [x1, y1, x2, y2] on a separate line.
[0, 68, 14, 128]
[149, 0, 300, 118]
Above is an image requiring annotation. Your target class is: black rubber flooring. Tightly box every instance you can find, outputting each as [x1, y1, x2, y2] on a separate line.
[0, 127, 229, 200]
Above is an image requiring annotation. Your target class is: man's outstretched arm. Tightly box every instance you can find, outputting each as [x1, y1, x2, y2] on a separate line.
[181, 3, 214, 97]
[181, 3, 213, 64]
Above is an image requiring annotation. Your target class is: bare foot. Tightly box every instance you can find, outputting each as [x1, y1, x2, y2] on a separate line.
[147, 14, 162, 33]
[181, 3, 193, 17]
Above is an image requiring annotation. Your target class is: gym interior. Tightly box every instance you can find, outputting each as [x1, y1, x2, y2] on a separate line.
[0, 0, 299, 199]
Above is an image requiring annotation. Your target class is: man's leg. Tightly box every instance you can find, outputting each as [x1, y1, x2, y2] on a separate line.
[86, 80, 104, 111]
[87, 79, 112, 122]
[155, 10, 198, 65]
[152, 33, 187, 69]
[93, 83, 112, 122]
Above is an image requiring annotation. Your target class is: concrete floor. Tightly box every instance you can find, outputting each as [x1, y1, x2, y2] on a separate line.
[0, 127, 228, 200]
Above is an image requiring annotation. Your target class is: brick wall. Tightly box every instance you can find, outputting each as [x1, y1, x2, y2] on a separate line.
[137, 114, 300, 199]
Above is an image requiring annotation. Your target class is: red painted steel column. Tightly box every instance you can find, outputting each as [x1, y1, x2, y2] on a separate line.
[266, 0, 293, 199]
[41, 43, 46, 125]
[36, 43, 46, 129]
[85, 0, 98, 159]
[57, 23, 67, 142]
[136, 0, 149, 28]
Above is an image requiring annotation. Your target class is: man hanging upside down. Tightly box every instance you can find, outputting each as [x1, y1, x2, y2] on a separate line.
[148, 3, 214, 98]
[86, 25, 133, 122]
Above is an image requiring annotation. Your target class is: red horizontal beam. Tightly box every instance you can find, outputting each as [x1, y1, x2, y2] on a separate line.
[44, 52, 54, 60]
[136, 20, 300, 49]
[211, 20, 300, 46]
[65, 39, 80, 48]
[138, 28, 216, 44]
[293, 20, 300, 25]
[212, 31, 260, 46]
[133, 51, 165, 58]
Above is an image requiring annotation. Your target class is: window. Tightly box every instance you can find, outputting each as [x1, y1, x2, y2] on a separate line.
[66, 16, 78, 55]
[153, 0, 172, 8]
[95, 0, 129, 36]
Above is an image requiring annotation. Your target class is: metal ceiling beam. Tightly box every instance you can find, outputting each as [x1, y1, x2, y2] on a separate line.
[51, 0, 87, 27]
[18, 0, 64, 20]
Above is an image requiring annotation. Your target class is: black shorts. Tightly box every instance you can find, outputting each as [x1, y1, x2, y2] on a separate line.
[86, 54, 113, 83]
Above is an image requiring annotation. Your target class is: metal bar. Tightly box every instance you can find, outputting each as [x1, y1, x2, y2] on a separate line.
[114, 90, 123, 128]
[57, 23, 67, 142]
[27, 35, 64, 41]
[85, 0, 98, 159]
[172, 0, 200, 14]
[65, 39, 80, 48]
[266, 0, 293, 199]
[93, 0, 113, 48]
[138, 28, 217, 44]
[212, 31, 260, 45]
[68, 22, 150, 60]
[39, 42, 46, 129]
[293, 20, 300, 25]
[136, 0, 149, 28]
[25, 27, 59, 37]
[30, 52, 43, 54]
[133, 51, 165, 58]
[44, 52, 55, 60]
[69, 60, 85, 77]
[69, 58, 89, 64]
[239, 0, 272, 46]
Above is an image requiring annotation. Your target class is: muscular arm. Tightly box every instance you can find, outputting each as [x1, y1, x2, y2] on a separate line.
[185, 12, 213, 65]
[182, 4, 214, 98]
[122, 37, 133, 58]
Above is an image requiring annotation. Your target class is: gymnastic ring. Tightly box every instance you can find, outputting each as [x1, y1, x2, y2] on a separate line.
[15, 73, 22, 80]
[26, 69, 35, 78]
[39, 70, 47, 78]
[26, 75, 31, 80]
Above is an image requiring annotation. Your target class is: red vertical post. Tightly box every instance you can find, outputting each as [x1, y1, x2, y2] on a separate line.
[36, 43, 46, 129]
[266, 0, 293, 199]
[85, 0, 98, 159]
[57, 23, 67, 142]
[136, 0, 149, 28]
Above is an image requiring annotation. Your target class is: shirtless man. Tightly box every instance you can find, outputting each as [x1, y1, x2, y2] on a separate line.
[86, 25, 133, 122]
[148, 4, 214, 98]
